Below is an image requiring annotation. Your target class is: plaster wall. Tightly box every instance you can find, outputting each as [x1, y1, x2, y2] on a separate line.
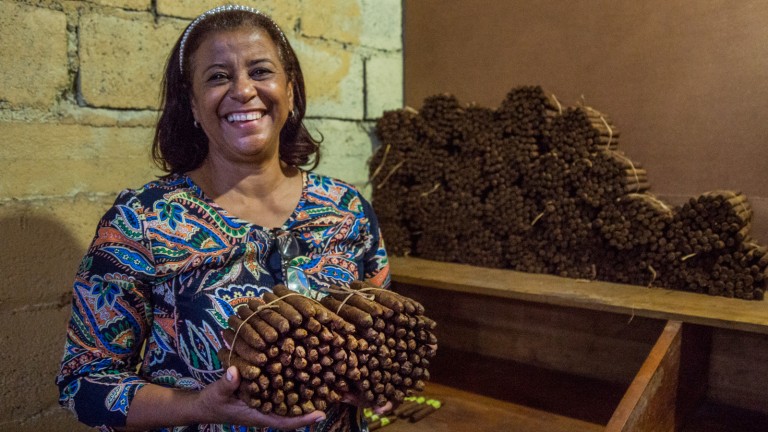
[404, 0, 768, 244]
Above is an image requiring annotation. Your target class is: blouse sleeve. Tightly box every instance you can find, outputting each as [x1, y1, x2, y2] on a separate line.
[55, 191, 154, 430]
[360, 195, 391, 289]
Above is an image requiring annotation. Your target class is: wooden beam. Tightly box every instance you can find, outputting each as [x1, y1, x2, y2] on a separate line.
[390, 257, 768, 334]
[605, 320, 683, 431]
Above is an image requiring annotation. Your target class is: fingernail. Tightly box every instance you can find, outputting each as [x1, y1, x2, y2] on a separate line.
[315, 416, 326, 423]
[226, 369, 233, 382]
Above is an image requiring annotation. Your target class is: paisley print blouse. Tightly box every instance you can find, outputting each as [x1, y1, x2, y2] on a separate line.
[56, 172, 390, 432]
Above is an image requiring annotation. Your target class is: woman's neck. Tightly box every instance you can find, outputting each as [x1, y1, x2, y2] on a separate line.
[194, 157, 289, 199]
[188, 157, 303, 228]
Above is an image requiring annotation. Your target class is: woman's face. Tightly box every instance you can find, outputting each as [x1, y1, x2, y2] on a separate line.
[189, 26, 293, 167]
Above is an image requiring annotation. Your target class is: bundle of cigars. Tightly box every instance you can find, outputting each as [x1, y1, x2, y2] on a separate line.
[218, 281, 437, 416]
[371, 86, 768, 300]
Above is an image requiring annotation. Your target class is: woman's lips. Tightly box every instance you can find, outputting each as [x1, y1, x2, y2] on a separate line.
[225, 111, 265, 123]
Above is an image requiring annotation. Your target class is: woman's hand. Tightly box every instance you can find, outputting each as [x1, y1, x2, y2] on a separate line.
[196, 366, 326, 429]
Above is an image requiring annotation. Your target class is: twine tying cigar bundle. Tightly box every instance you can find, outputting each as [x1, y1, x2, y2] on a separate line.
[218, 281, 438, 416]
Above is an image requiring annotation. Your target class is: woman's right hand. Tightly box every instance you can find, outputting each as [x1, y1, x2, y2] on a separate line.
[195, 366, 326, 429]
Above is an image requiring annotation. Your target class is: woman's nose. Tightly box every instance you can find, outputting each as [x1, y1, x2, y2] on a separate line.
[229, 74, 257, 101]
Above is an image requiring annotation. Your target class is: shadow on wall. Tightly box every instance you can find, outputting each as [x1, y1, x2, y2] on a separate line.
[0, 212, 91, 431]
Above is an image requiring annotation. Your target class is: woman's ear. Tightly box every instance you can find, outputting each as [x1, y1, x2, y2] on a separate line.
[190, 93, 200, 124]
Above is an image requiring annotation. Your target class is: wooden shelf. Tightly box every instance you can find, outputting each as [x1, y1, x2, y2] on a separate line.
[378, 382, 603, 432]
[387, 257, 768, 430]
[381, 327, 767, 432]
[390, 257, 768, 335]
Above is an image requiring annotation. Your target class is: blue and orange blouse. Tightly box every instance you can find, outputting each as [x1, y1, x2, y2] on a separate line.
[56, 171, 390, 432]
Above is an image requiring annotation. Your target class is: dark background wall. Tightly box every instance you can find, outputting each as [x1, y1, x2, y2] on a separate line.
[404, 0, 768, 243]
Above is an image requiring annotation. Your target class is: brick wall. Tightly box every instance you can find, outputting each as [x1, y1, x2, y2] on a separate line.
[0, 1, 402, 430]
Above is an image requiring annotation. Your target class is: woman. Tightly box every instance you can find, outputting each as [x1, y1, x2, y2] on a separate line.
[56, 5, 390, 431]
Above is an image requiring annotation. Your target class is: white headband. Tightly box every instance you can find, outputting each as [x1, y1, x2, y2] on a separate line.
[179, 4, 288, 75]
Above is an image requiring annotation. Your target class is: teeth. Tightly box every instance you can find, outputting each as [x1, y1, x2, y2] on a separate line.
[226, 112, 263, 123]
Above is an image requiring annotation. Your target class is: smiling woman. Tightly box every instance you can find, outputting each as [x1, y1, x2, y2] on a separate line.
[155, 4, 315, 174]
[189, 27, 294, 166]
[186, 26, 303, 227]
[55, 5, 390, 432]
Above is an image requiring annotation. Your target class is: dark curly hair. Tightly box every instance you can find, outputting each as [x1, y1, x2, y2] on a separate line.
[152, 8, 320, 174]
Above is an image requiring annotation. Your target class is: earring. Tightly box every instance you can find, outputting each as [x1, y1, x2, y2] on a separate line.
[289, 110, 295, 118]
[193, 120, 200, 128]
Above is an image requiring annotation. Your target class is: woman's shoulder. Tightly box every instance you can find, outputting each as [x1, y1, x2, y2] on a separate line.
[303, 171, 372, 214]
[305, 171, 364, 197]
[113, 174, 194, 207]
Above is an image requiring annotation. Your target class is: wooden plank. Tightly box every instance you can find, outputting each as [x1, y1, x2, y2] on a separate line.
[396, 283, 664, 384]
[605, 320, 683, 432]
[390, 257, 768, 334]
[707, 328, 768, 414]
[427, 347, 627, 426]
[375, 382, 604, 432]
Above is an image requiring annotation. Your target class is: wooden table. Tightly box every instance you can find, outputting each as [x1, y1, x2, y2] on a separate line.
[374, 383, 602, 432]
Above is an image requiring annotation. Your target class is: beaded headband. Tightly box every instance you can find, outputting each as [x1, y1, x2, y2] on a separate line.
[179, 4, 288, 75]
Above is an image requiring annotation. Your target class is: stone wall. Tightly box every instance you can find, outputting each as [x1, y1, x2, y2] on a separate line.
[0, 1, 402, 430]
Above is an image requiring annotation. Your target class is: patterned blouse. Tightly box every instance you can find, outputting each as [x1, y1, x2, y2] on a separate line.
[56, 171, 390, 432]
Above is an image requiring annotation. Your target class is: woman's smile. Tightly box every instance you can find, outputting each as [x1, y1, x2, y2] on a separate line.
[221, 109, 268, 133]
[224, 111, 264, 123]
[189, 26, 294, 165]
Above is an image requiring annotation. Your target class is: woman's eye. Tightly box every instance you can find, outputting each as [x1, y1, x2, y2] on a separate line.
[250, 68, 272, 79]
[208, 72, 228, 81]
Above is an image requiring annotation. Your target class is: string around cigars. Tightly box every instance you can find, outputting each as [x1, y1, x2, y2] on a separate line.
[326, 283, 425, 317]
[324, 285, 375, 316]
[709, 189, 750, 218]
[530, 201, 555, 227]
[368, 143, 391, 184]
[623, 192, 673, 214]
[610, 150, 641, 192]
[583, 105, 614, 149]
[227, 292, 317, 367]
[549, 93, 563, 115]
[376, 160, 405, 190]
[419, 183, 442, 198]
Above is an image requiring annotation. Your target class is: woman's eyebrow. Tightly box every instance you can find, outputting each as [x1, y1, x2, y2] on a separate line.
[201, 62, 228, 74]
[247, 58, 277, 67]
